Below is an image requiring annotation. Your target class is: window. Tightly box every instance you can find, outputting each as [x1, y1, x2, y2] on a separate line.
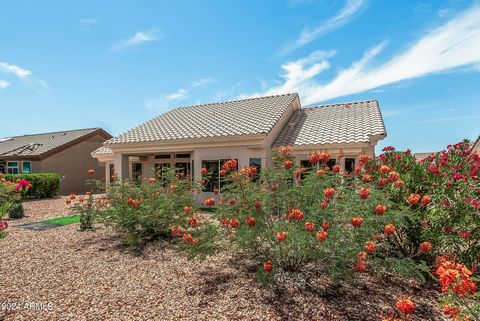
[249, 158, 261, 181]
[6, 161, 19, 174]
[154, 162, 170, 179]
[326, 159, 336, 170]
[132, 163, 142, 181]
[202, 160, 219, 192]
[109, 164, 115, 181]
[175, 162, 191, 176]
[22, 161, 31, 174]
[175, 153, 190, 159]
[155, 154, 171, 159]
[345, 158, 356, 173]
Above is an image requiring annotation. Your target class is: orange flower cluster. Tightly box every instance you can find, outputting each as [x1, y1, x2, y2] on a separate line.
[308, 151, 331, 164]
[126, 198, 140, 207]
[359, 187, 371, 199]
[323, 187, 335, 199]
[316, 230, 327, 242]
[304, 221, 315, 232]
[187, 216, 200, 228]
[384, 224, 396, 237]
[396, 297, 415, 315]
[240, 166, 257, 177]
[279, 146, 293, 156]
[407, 193, 431, 207]
[358, 154, 369, 164]
[436, 259, 477, 297]
[283, 160, 293, 169]
[351, 216, 363, 228]
[287, 208, 304, 222]
[202, 197, 215, 206]
[375, 204, 388, 216]
[221, 159, 238, 174]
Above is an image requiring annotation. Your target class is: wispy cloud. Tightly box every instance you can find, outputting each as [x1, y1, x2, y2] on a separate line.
[192, 77, 218, 88]
[145, 88, 188, 111]
[0, 80, 10, 89]
[114, 27, 161, 50]
[408, 115, 480, 125]
[259, 5, 480, 105]
[80, 18, 97, 32]
[282, 0, 367, 54]
[0, 62, 32, 79]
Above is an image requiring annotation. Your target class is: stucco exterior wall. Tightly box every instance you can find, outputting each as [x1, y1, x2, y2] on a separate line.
[41, 135, 107, 194]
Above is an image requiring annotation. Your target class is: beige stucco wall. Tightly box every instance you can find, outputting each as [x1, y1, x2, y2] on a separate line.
[41, 135, 107, 194]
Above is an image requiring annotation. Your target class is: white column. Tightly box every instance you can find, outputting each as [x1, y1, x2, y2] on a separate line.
[113, 153, 129, 181]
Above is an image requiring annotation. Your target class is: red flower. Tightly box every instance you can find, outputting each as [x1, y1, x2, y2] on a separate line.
[322, 220, 331, 232]
[288, 208, 304, 222]
[365, 241, 376, 254]
[441, 304, 460, 319]
[380, 165, 390, 174]
[69, 193, 76, 200]
[170, 225, 182, 237]
[203, 198, 215, 206]
[396, 298, 415, 315]
[184, 206, 193, 214]
[0, 220, 8, 230]
[65, 198, 72, 205]
[443, 226, 455, 234]
[229, 218, 239, 228]
[283, 160, 293, 170]
[359, 187, 371, 199]
[388, 171, 400, 181]
[354, 262, 366, 272]
[316, 169, 325, 176]
[357, 251, 368, 261]
[254, 200, 261, 210]
[280, 146, 292, 156]
[323, 187, 335, 199]
[245, 216, 256, 227]
[351, 216, 363, 228]
[362, 174, 373, 183]
[377, 178, 388, 187]
[421, 195, 431, 207]
[459, 231, 472, 239]
[384, 224, 396, 237]
[332, 165, 341, 173]
[200, 167, 207, 176]
[358, 154, 369, 164]
[419, 220, 430, 228]
[419, 241, 432, 253]
[304, 221, 315, 232]
[320, 200, 328, 209]
[277, 231, 287, 241]
[182, 233, 193, 244]
[263, 261, 273, 272]
[374, 204, 388, 216]
[316, 230, 327, 242]
[394, 179, 404, 187]
[88, 169, 95, 175]
[187, 217, 200, 228]
[407, 193, 421, 206]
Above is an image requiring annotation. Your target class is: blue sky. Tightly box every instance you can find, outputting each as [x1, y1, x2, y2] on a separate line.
[1, 0, 479, 153]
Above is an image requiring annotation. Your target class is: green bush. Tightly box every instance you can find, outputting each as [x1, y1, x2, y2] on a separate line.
[5, 173, 60, 198]
[94, 168, 201, 249]
[8, 201, 24, 219]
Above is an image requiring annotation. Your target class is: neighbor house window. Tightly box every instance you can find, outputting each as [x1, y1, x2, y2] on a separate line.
[22, 161, 31, 174]
[326, 159, 336, 170]
[7, 161, 19, 174]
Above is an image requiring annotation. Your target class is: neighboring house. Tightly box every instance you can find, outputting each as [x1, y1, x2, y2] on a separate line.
[473, 136, 480, 154]
[92, 93, 386, 200]
[0, 128, 112, 194]
[414, 152, 436, 162]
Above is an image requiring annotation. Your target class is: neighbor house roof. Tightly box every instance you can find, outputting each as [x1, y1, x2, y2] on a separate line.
[273, 100, 386, 147]
[0, 128, 111, 159]
[414, 152, 436, 161]
[105, 93, 299, 145]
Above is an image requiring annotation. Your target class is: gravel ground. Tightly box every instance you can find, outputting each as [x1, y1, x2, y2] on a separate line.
[0, 198, 445, 321]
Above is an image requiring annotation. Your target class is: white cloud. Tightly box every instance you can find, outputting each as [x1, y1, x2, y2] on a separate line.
[282, 0, 367, 54]
[259, 5, 480, 105]
[0, 80, 10, 89]
[145, 88, 188, 111]
[80, 18, 97, 32]
[192, 77, 218, 88]
[114, 27, 161, 50]
[0, 62, 32, 79]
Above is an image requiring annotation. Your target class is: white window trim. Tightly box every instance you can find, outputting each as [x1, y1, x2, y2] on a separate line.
[22, 161, 31, 174]
[6, 161, 19, 174]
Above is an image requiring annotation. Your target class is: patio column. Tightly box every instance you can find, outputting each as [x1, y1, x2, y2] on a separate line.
[105, 162, 111, 185]
[113, 153, 129, 181]
[193, 157, 202, 182]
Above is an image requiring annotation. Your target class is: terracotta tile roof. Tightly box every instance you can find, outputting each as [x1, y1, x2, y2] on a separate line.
[105, 93, 298, 145]
[273, 100, 386, 147]
[91, 146, 113, 156]
[0, 128, 110, 159]
[414, 152, 436, 161]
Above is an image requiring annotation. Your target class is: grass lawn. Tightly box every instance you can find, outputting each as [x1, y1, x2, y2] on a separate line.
[42, 214, 81, 226]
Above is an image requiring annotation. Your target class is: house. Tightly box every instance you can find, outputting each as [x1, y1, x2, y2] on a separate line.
[92, 93, 386, 199]
[473, 136, 480, 154]
[0, 128, 112, 194]
[414, 152, 436, 162]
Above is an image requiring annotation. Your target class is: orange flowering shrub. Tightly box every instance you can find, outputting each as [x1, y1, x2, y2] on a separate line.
[435, 257, 479, 320]
[93, 167, 202, 249]
[185, 148, 417, 284]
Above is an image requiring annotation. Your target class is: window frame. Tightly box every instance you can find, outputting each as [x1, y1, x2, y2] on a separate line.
[22, 161, 31, 174]
[6, 161, 19, 174]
